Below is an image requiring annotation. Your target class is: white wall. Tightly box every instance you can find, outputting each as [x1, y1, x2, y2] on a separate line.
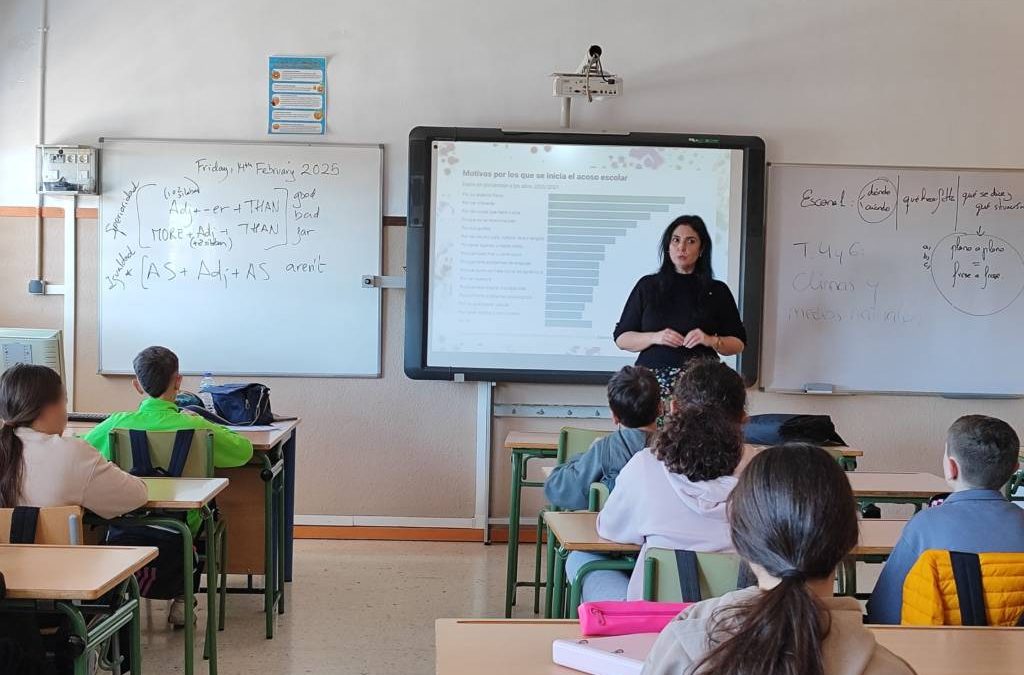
[2, 0, 1022, 522]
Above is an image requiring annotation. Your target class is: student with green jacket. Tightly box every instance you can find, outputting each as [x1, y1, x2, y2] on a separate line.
[84, 345, 253, 626]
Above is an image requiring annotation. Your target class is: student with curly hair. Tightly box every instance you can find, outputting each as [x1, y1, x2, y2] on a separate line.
[593, 358, 747, 600]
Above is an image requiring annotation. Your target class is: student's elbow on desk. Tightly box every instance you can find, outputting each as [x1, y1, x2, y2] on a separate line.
[544, 464, 591, 511]
[84, 460, 149, 519]
[595, 505, 641, 544]
[214, 437, 255, 467]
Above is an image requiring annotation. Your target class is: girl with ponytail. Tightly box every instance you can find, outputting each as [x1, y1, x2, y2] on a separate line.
[593, 359, 747, 601]
[643, 444, 916, 675]
[0, 364, 146, 518]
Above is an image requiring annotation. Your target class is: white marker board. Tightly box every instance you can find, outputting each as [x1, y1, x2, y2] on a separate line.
[763, 163, 1024, 396]
[99, 139, 383, 376]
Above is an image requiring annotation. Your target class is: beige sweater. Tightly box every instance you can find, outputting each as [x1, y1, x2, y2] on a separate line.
[642, 587, 917, 675]
[15, 427, 148, 519]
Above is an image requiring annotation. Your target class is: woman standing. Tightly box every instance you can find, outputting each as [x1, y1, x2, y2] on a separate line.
[614, 215, 746, 398]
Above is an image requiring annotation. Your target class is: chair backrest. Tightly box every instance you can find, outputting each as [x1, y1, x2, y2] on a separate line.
[0, 506, 84, 544]
[109, 428, 215, 478]
[588, 482, 610, 511]
[557, 427, 610, 464]
[902, 550, 1024, 627]
[644, 547, 746, 602]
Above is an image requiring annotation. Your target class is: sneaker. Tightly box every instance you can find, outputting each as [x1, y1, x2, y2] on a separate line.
[168, 596, 198, 628]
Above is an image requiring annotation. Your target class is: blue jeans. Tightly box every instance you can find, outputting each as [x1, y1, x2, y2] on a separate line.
[565, 551, 630, 603]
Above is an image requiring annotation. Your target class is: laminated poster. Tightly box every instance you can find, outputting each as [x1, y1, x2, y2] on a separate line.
[268, 56, 326, 134]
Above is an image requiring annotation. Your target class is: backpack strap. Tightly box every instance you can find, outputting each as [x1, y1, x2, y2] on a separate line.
[950, 551, 987, 626]
[672, 549, 702, 602]
[166, 429, 195, 478]
[9, 506, 39, 544]
[128, 429, 155, 477]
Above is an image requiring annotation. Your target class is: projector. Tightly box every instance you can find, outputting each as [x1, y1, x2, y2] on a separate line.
[551, 45, 623, 101]
[551, 73, 622, 99]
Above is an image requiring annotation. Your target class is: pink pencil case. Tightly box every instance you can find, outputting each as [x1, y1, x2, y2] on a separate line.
[578, 600, 692, 636]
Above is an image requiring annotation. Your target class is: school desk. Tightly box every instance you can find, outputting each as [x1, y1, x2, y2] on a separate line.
[517, 436, 865, 618]
[435, 618, 1024, 675]
[504, 432, 564, 617]
[543, 512, 909, 617]
[542, 511, 639, 619]
[98, 477, 228, 675]
[839, 518, 908, 596]
[212, 419, 295, 640]
[848, 471, 950, 511]
[0, 544, 158, 675]
[66, 418, 297, 639]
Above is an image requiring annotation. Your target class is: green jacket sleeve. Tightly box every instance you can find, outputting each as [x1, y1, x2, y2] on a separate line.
[202, 420, 254, 468]
[82, 416, 119, 460]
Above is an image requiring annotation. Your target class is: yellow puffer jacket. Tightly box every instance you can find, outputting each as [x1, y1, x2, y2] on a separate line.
[901, 549, 1024, 626]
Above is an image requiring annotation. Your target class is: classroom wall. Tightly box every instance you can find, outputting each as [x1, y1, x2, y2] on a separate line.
[2, 0, 1022, 525]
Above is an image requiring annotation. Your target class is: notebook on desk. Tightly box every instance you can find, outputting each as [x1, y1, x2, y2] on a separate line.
[552, 633, 657, 675]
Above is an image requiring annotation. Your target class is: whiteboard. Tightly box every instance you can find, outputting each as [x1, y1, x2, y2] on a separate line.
[763, 163, 1024, 396]
[98, 139, 383, 376]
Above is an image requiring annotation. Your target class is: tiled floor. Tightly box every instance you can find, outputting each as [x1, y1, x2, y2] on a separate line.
[140, 539, 539, 675]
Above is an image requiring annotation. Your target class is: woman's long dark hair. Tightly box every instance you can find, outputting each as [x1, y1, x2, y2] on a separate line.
[653, 359, 746, 481]
[694, 443, 860, 675]
[0, 364, 64, 507]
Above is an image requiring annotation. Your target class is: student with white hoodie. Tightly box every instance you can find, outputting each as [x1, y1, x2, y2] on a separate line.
[642, 444, 916, 675]
[593, 359, 747, 601]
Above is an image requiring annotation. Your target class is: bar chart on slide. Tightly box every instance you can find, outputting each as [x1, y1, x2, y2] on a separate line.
[545, 194, 686, 328]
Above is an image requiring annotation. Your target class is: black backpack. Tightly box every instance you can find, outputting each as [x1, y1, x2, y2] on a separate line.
[743, 414, 847, 446]
[0, 507, 50, 675]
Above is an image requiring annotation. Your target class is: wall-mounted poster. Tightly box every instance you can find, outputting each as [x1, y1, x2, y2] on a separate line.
[268, 56, 327, 135]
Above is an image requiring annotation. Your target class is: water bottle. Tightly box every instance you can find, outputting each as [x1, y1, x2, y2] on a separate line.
[199, 372, 216, 412]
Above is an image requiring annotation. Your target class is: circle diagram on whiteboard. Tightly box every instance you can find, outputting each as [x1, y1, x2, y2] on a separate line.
[929, 229, 1024, 316]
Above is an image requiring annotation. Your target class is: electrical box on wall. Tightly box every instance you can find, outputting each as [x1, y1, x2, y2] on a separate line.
[37, 145, 99, 194]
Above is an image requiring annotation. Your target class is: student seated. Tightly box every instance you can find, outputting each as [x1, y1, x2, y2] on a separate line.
[866, 414, 1024, 624]
[643, 444, 915, 675]
[0, 363, 147, 518]
[83, 346, 254, 626]
[587, 359, 746, 601]
[544, 365, 661, 511]
[0, 364, 148, 674]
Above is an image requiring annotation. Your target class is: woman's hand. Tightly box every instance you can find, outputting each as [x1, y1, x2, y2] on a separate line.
[653, 328, 686, 348]
[682, 328, 714, 349]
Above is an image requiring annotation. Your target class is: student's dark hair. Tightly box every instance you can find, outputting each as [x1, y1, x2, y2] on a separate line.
[653, 359, 745, 481]
[606, 366, 661, 429]
[693, 443, 859, 675]
[947, 415, 1020, 490]
[0, 364, 64, 507]
[658, 214, 714, 285]
[133, 346, 180, 397]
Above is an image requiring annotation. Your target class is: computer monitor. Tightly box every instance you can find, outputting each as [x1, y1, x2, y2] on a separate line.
[0, 328, 64, 381]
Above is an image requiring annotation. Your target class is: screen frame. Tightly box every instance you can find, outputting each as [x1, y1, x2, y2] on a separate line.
[405, 126, 766, 385]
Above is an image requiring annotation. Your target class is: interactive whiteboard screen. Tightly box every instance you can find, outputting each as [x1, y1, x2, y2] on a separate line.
[405, 128, 766, 384]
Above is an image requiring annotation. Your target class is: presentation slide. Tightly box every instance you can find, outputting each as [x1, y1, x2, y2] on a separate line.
[426, 141, 745, 372]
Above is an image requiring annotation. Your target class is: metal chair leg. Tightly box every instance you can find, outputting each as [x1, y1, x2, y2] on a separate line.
[218, 520, 228, 631]
[533, 511, 545, 614]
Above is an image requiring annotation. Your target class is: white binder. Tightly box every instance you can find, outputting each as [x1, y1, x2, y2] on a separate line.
[551, 633, 658, 675]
